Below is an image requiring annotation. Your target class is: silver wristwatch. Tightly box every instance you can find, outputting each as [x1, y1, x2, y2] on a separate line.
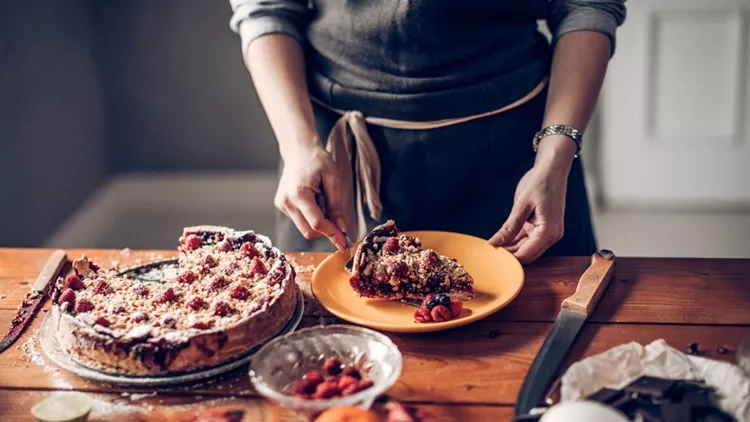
[533, 124, 583, 158]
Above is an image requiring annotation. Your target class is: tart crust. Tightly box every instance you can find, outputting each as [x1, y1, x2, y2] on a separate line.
[50, 226, 298, 375]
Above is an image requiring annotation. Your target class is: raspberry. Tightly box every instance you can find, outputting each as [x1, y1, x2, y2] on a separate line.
[293, 380, 318, 396]
[240, 242, 260, 259]
[421, 250, 440, 270]
[229, 285, 250, 300]
[383, 237, 400, 254]
[187, 296, 207, 310]
[342, 366, 361, 380]
[216, 240, 233, 252]
[414, 307, 432, 323]
[93, 279, 109, 295]
[342, 379, 374, 396]
[449, 299, 463, 318]
[57, 288, 76, 310]
[75, 299, 95, 313]
[323, 357, 342, 375]
[201, 255, 217, 268]
[132, 285, 149, 297]
[430, 305, 452, 322]
[159, 288, 177, 303]
[94, 316, 110, 327]
[304, 369, 324, 385]
[213, 301, 233, 317]
[249, 257, 267, 276]
[386, 260, 408, 278]
[183, 234, 203, 250]
[131, 312, 149, 323]
[177, 271, 196, 284]
[208, 275, 228, 291]
[65, 274, 86, 291]
[338, 375, 358, 391]
[314, 381, 340, 399]
[191, 321, 212, 330]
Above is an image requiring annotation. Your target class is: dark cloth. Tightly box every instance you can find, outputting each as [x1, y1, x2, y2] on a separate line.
[276, 89, 598, 257]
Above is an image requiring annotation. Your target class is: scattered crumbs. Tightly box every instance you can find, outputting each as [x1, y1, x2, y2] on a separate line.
[20, 329, 72, 389]
[110, 260, 120, 269]
[134, 259, 143, 265]
[716, 346, 729, 355]
[20, 280, 29, 285]
[464, 385, 473, 391]
[121, 392, 130, 397]
[488, 330, 500, 339]
[0, 294, 6, 299]
[120, 248, 132, 257]
[129, 392, 158, 401]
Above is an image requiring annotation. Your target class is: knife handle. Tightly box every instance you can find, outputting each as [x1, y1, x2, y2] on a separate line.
[31, 249, 68, 293]
[561, 249, 616, 315]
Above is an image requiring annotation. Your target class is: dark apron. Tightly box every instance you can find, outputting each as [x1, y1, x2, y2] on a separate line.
[276, 88, 598, 258]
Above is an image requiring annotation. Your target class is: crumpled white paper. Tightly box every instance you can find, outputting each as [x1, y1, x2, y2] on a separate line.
[560, 339, 750, 421]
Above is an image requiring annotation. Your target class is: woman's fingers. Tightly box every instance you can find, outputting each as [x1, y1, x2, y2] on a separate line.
[511, 223, 563, 264]
[294, 189, 348, 252]
[489, 200, 533, 247]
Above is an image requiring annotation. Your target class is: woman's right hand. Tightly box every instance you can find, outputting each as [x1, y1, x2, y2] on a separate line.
[274, 143, 349, 253]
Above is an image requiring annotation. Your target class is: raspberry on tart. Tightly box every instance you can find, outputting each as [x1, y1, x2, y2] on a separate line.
[50, 225, 298, 376]
[349, 220, 474, 301]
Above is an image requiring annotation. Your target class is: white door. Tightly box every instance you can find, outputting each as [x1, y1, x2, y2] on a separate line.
[598, 0, 750, 210]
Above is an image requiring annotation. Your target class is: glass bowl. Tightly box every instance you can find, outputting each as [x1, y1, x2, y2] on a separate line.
[248, 324, 403, 421]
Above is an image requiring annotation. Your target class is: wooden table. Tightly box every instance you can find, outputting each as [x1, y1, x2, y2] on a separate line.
[0, 248, 748, 421]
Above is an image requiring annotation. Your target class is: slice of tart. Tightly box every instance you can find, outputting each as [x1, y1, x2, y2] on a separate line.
[348, 220, 475, 301]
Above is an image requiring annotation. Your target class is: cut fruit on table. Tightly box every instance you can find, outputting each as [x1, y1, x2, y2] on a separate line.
[31, 391, 92, 422]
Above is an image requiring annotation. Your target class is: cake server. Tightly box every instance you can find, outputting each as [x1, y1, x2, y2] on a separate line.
[0, 249, 67, 354]
[514, 249, 616, 419]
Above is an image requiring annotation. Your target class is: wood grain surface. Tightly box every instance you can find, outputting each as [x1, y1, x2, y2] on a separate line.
[0, 248, 748, 421]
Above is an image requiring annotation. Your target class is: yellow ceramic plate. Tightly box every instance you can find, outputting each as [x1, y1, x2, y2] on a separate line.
[311, 230, 525, 333]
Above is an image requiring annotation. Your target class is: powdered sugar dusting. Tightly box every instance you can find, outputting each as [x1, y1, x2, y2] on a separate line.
[20, 328, 73, 389]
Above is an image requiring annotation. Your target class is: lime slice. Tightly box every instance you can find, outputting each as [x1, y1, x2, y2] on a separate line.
[31, 392, 92, 422]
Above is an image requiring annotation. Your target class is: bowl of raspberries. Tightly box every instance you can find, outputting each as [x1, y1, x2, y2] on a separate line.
[249, 325, 403, 420]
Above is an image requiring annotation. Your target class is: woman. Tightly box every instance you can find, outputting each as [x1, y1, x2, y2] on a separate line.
[228, 1, 626, 264]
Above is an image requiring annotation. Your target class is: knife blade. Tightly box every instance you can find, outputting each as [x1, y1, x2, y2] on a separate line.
[514, 249, 616, 418]
[0, 249, 67, 354]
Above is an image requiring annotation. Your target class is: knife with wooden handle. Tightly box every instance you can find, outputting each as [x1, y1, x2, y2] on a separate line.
[0, 249, 67, 354]
[514, 249, 616, 419]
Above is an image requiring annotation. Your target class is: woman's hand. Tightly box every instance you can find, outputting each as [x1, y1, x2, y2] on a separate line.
[488, 135, 575, 264]
[274, 143, 349, 253]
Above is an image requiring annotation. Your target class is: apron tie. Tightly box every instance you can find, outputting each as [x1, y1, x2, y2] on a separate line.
[324, 110, 382, 241]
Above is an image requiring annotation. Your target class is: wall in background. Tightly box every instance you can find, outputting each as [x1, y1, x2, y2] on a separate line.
[0, 0, 107, 246]
[92, 1, 279, 172]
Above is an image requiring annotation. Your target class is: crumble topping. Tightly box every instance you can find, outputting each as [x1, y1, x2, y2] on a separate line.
[54, 227, 290, 341]
[350, 220, 474, 300]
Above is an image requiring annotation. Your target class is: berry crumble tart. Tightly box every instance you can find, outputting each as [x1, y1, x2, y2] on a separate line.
[349, 220, 474, 302]
[50, 225, 298, 375]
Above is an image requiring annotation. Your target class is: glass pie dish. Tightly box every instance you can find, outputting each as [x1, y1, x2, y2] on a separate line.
[248, 324, 403, 421]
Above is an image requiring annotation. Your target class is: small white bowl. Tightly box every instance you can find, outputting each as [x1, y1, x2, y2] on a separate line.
[249, 325, 403, 420]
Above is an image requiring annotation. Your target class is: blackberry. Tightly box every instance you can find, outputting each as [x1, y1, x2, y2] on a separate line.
[344, 258, 353, 272]
[436, 294, 451, 308]
[426, 294, 451, 310]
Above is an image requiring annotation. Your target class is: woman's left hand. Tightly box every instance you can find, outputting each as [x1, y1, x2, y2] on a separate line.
[488, 135, 575, 264]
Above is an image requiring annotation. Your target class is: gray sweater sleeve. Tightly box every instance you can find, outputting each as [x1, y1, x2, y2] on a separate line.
[547, 0, 627, 54]
[228, 0, 309, 58]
